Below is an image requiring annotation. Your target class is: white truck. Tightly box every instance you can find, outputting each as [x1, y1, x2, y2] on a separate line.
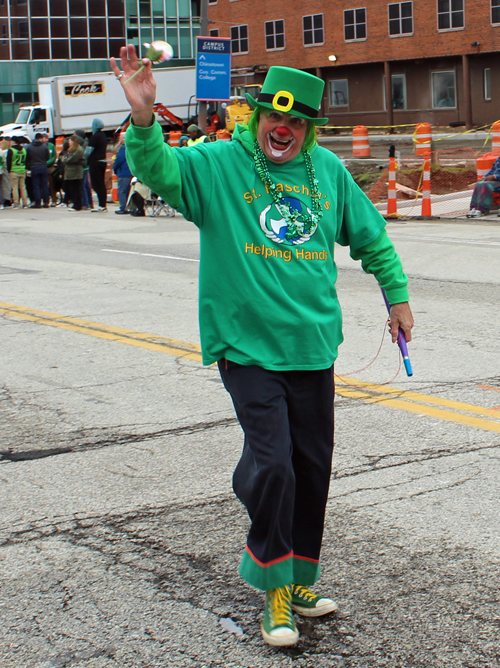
[0, 66, 197, 140]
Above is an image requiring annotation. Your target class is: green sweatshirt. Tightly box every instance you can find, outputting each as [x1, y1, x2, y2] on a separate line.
[47, 142, 56, 167]
[126, 122, 409, 370]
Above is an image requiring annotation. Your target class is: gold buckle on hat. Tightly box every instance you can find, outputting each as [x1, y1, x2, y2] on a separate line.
[272, 90, 294, 113]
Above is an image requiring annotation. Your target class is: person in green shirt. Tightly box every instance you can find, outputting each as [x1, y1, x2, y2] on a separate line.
[111, 47, 414, 647]
[41, 133, 58, 206]
[7, 136, 29, 208]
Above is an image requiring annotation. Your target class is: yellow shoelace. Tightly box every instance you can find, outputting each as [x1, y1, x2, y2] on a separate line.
[292, 584, 316, 602]
[268, 586, 293, 627]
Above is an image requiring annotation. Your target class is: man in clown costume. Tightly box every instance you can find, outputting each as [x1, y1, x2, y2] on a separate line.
[111, 46, 414, 647]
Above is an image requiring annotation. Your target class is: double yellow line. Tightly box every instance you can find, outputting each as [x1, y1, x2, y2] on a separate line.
[0, 302, 202, 362]
[336, 376, 500, 434]
[2, 301, 500, 434]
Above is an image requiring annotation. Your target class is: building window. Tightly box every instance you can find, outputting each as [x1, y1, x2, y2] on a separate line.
[382, 74, 407, 109]
[437, 0, 464, 30]
[484, 68, 491, 100]
[303, 14, 324, 46]
[388, 2, 413, 35]
[231, 24, 248, 53]
[492, 0, 500, 23]
[344, 8, 367, 41]
[431, 70, 456, 107]
[265, 19, 285, 50]
[209, 29, 219, 36]
[208, 0, 217, 3]
[329, 79, 349, 107]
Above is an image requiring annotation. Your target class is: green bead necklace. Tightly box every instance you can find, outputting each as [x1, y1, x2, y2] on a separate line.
[253, 140, 323, 238]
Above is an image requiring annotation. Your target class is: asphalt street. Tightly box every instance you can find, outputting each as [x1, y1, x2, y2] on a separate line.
[1, 204, 500, 668]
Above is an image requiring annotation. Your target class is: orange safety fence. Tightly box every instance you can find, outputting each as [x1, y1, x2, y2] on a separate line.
[366, 147, 490, 218]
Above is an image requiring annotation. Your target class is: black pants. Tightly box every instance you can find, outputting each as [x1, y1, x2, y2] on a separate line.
[218, 360, 334, 590]
[66, 178, 82, 210]
[89, 161, 107, 208]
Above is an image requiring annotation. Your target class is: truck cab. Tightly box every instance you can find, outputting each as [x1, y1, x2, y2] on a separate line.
[0, 106, 53, 141]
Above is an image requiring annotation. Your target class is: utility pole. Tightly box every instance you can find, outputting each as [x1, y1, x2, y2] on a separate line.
[198, 0, 209, 132]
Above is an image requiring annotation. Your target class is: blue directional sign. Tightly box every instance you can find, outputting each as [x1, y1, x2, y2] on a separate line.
[196, 36, 231, 101]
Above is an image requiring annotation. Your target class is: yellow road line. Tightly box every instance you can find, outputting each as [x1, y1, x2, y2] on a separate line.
[335, 386, 500, 433]
[3, 301, 500, 434]
[336, 375, 500, 419]
[0, 302, 203, 362]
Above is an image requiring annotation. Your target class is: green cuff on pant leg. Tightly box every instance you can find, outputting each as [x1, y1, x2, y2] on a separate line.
[293, 555, 321, 586]
[239, 547, 294, 591]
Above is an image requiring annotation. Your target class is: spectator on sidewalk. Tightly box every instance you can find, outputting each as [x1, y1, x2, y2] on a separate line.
[113, 136, 132, 214]
[87, 118, 108, 212]
[60, 135, 85, 212]
[75, 129, 93, 210]
[42, 133, 59, 206]
[0, 137, 12, 207]
[26, 132, 50, 208]
[467, 156, 500, 217]
[0, 136, 10, 208]
[7, 136, 29, 208]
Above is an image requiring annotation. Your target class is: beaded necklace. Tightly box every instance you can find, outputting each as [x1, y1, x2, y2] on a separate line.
[253, 140, 323, 240]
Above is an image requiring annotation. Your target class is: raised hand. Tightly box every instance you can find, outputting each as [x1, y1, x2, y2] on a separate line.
[110, 45, 156, 127]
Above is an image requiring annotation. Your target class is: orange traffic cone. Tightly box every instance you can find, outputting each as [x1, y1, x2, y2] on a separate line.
[387, 157, 397, 216]
[421, 157, 431, 216]
[111, 174, 119, 203]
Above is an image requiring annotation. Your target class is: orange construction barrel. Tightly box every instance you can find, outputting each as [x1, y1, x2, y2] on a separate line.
[352, 125, 370, 157]
[168, 130, 182, 147]
[55, 136, 65, 155]
[491, 121, 500, 156]
[216, 129, 231, 141]
[415, 123, 432, 156]
[476, 152, 496, 180]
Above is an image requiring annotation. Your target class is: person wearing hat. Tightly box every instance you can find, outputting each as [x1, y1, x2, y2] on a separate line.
[87, 118, 108, 212]
[111, 47, 414, 647]
[186, 123, 208, 146]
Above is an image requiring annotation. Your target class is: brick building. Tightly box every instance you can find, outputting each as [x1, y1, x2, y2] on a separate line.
[208, 0, 500, 128]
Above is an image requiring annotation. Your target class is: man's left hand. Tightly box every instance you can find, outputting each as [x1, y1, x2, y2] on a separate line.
[389, 302, 414, 343]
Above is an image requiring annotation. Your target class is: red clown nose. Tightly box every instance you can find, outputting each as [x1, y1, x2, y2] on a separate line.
[275, 126, 290, 136]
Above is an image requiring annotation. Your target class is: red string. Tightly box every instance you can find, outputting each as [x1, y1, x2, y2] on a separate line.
[335, 318, 402, 386]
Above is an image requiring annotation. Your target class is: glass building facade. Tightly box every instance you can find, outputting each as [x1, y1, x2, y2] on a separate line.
[0, 0, 200, 122]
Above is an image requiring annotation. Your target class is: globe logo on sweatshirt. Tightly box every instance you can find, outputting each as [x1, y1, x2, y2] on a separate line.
[259, 197, 318, 246]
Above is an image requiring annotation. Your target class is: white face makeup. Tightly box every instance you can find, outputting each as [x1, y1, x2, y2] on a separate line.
[257, 110, 308, 163]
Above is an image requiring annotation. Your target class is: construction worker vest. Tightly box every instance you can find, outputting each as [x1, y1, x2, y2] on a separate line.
[187, 136, 206, 147]
[10, 147, 27, 174]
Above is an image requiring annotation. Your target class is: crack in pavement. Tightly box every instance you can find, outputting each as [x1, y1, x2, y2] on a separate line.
[0, 416, 239, 462]
[2, 497, 499, 667]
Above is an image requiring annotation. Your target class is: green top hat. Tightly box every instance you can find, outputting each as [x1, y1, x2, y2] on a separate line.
[246, 66, 329, 125]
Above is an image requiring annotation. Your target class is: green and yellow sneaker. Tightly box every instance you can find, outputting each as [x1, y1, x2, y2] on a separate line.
[261, 585, 299, 647]
[291, 584, 338, 617]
